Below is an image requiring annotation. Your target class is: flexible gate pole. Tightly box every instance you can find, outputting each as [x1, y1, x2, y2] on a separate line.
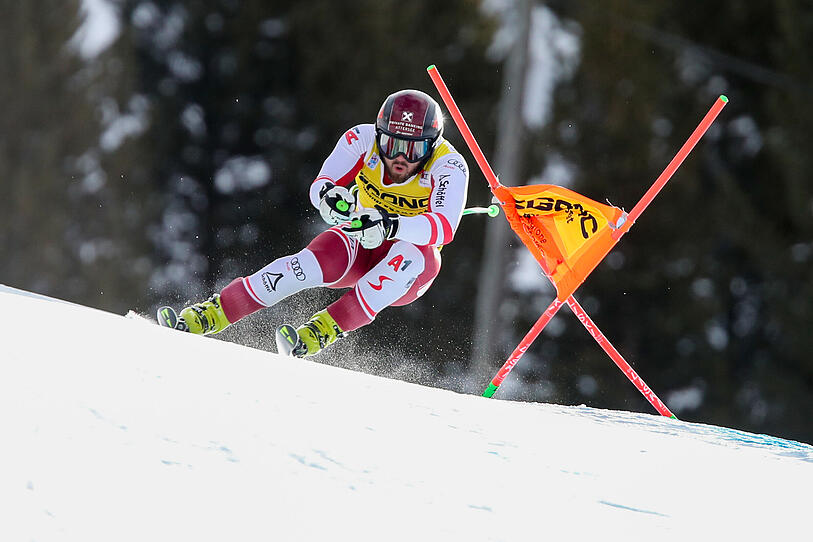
[428, 64, 726, 415]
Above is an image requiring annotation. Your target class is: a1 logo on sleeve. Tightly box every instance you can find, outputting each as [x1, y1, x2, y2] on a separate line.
[345, 128, 360, 145]
[387, 254, 412, 272]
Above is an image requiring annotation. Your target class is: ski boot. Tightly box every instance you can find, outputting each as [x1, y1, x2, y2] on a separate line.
[157, 294, 231, 335]
[275, 309, 345, 358]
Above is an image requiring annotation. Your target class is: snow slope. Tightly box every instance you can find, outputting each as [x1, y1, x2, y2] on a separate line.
[1, 286, 811, 541]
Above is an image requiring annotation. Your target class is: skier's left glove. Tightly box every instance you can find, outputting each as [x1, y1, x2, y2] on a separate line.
[341, 206, 399, 249]
[318, 182, 357, 226]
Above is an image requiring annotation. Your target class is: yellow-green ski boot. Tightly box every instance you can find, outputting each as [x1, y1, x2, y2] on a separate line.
[275, 309, 345, 357]
[178, 294, 231, 335]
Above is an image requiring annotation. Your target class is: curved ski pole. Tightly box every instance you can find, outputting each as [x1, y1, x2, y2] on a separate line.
[462, 204, 500, 217]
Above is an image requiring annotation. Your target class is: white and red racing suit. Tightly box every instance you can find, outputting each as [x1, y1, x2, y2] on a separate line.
[216, 123, 469, 332]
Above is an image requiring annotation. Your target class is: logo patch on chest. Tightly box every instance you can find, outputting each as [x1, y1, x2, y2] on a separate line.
[357, 172, 430, 217]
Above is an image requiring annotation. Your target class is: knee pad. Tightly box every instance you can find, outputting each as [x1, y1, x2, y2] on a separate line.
[355, 242, 426, 316]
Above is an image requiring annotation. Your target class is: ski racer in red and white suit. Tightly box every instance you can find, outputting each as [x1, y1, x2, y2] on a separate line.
[181, 89, 470, 357]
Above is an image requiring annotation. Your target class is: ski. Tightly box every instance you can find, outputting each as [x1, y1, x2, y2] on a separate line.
[275, 324, 302, 357]
[156, 306, 189, 332]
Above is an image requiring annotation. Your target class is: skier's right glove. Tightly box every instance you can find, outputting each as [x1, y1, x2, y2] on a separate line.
[318, 182, 357, 226]
[341, 206, 399, 249]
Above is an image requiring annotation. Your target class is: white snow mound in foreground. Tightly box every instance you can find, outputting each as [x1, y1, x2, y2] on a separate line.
[1, 285, 811, 541]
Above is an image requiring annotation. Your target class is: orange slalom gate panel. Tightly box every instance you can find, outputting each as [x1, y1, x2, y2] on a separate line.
[493, 184, 626, 302]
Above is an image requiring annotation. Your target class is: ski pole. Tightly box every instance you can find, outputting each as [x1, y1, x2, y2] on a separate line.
[349, 204, 498, 228]
[462, 204, 500, 217]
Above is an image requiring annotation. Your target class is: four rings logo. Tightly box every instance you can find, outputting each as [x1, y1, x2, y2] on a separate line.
[289, 257, 306, 281]
[447, 158, 467, 174]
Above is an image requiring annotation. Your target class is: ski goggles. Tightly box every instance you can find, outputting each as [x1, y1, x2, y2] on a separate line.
[376, 131, 435, 163]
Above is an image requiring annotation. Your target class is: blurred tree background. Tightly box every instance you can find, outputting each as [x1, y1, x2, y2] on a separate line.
[2, 0, 811, 443]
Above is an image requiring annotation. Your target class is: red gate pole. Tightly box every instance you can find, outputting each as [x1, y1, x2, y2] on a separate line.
[428, 65, 726, 413]
[565, 297, 674, 418]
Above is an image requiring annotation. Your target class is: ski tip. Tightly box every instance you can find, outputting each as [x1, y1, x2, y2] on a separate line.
[275, 324, 300, 357]
[426, 64, 436, 71]
[719, 94, 729, 103]
[156, 306, 179, 329]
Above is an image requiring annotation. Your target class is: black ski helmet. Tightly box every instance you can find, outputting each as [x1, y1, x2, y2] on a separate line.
[375, 90, 443, 164]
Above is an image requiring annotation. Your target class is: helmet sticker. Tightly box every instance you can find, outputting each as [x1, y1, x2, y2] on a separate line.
[388, 95, 429, 137]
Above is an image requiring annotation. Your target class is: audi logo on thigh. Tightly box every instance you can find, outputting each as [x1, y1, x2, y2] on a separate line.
[290, 257, 306, 281]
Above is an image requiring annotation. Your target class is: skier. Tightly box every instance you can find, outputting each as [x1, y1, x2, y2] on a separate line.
[160, 89, 469, 357]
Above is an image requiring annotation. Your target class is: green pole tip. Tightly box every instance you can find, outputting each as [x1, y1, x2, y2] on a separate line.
[482, 383, 499, 398]
[427, 64, 436, 71]
[487, 204, 500, 217]
[719, 95, 729, 103]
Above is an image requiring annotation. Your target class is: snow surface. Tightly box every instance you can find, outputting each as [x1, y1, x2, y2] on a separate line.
[1, 286, 811, 541]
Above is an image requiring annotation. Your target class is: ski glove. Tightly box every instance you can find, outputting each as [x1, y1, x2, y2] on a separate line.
[341, 206, 399, 249]
[318, 182, 357, 226]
